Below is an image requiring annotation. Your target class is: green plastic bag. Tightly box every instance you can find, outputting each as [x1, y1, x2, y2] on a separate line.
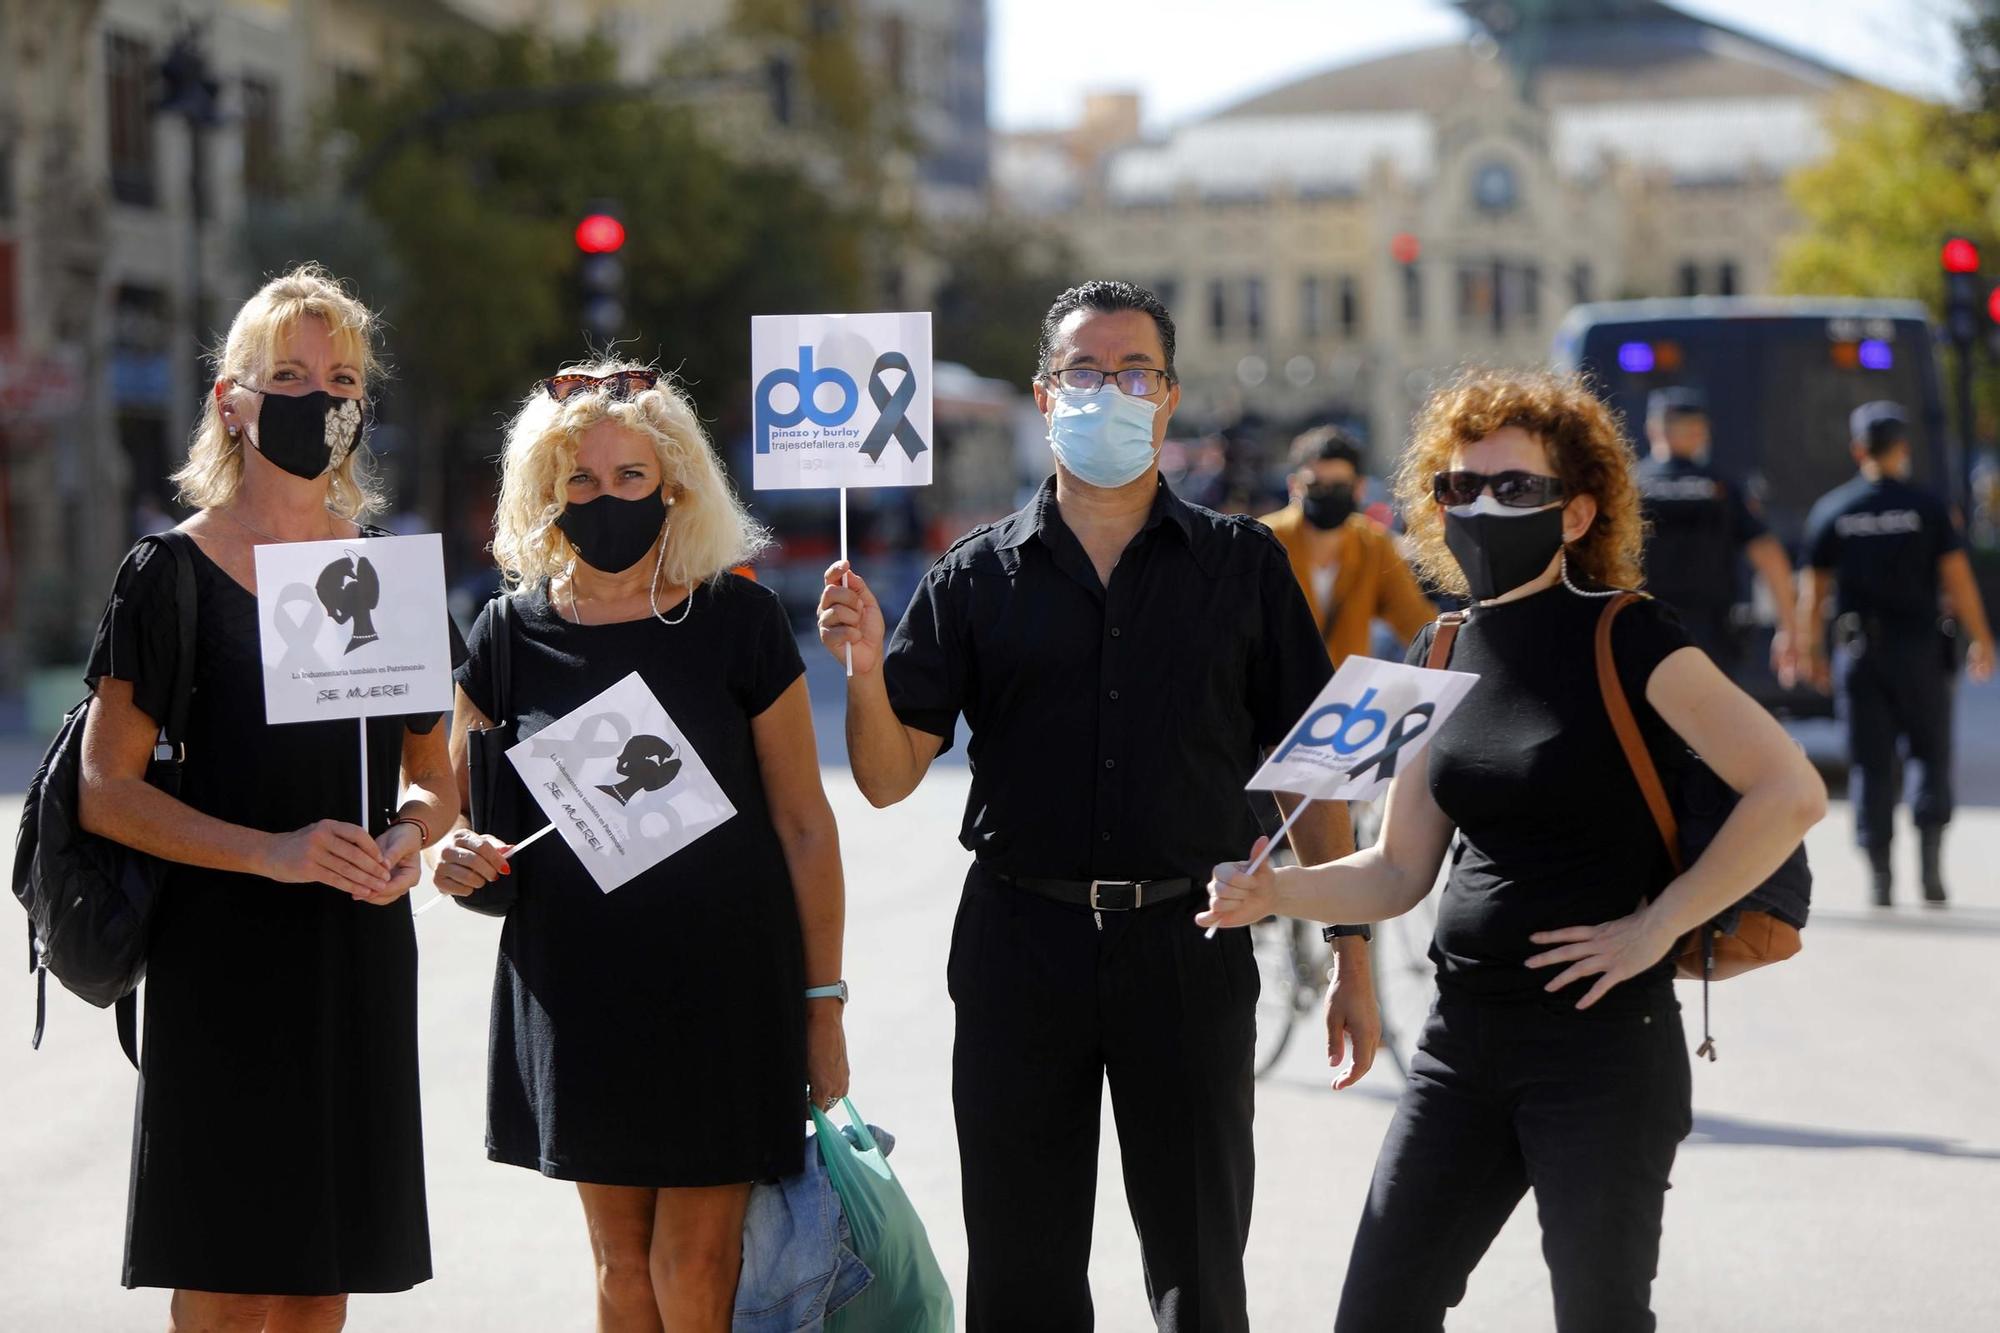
[812, 1098, 956, 1333]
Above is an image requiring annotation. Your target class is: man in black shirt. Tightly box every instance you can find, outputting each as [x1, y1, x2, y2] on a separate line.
[1800, 401, 1995, 905]
[815, 280, 1356, 1333]
[1635, 386, 1798, 682]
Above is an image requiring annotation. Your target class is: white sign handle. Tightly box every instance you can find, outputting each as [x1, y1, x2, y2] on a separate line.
[1204, 796, 1312, 940]
[359, 719, 369, 832]
[839, 487, 853, 678]
[505, 822, 557, 858]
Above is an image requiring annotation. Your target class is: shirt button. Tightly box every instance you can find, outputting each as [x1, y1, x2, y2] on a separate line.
[1110, 627, 1121, 638]
[1101, 831, 1112, 842]
[1108, 689, 1120, 700]
[1104, 758, 1116, 769]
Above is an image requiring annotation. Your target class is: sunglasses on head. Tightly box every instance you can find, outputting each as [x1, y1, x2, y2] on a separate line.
[1431, 470, 1567, 508]
[540, 369, 659, 403]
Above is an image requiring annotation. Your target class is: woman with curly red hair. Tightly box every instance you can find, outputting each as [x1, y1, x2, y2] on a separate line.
[1200, 368, 1825, 1330]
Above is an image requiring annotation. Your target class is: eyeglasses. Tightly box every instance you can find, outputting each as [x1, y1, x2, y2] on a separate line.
[1431, 470, 1567, 508]
[1044, 366, 1171, 396]
[540, 369, 659, 403]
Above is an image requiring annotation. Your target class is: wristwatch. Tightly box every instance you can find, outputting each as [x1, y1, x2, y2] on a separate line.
[1321, 924, 1372, 944]
[805, 981, 849, 1004]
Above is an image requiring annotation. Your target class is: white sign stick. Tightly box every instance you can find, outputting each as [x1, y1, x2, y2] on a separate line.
[839, 487, 853, 678]
[358, 720, 369, 831]
[506, 822, 557, 857]
[1204, 798, 1312, 940]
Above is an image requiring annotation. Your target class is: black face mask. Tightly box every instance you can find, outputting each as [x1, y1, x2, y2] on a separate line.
[1301, 485, 1357, 531]
[557, 490, 668, 575]
[251, 391, 367, 481]
[1442, 501, 1567, 601]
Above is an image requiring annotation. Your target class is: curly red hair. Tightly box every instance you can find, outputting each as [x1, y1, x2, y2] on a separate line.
[1393, 368, 1644, 597]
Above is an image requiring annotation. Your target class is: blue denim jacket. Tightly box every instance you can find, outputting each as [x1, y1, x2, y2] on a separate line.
[733, 1125, 886, 1330]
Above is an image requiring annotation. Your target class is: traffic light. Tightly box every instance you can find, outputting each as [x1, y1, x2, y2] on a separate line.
[575, 206, 626, 345]
[1941, 235, 1983, 346]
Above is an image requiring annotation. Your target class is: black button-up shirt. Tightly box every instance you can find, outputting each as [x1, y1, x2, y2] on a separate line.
[884, 476, 1332, 881]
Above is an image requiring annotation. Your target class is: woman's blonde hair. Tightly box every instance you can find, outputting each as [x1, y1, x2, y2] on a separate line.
[1394, 367, 1645, 597]
[490, 361, 770, 591]
[172, 263, 385, 519]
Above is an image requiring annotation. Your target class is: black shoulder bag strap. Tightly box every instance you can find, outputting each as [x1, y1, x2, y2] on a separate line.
[476, 594, 514, 830]
[114, 531, 200, 1069]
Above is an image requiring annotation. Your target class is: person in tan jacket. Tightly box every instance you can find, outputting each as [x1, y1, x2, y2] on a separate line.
[1261, 426, 1436, 669]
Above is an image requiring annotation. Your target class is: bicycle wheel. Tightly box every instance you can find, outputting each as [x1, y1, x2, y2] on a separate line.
[1251, 915, 1304, 1078]
[1373, 883, 1441, 1081]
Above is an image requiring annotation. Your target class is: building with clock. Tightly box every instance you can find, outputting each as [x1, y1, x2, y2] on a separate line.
[995, 0, 1868, 457]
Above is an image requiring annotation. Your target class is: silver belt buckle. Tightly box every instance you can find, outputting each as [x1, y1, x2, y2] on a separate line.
[1089, 879, 1141, 910]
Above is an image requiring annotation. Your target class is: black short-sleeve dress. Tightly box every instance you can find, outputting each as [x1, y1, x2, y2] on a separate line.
[87, 532, 457, 1295]
[456, 574, 809, 1187]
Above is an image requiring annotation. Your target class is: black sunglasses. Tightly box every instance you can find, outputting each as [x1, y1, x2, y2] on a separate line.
[541, 369, 659, 403]
[1431, 470, 1567, 508]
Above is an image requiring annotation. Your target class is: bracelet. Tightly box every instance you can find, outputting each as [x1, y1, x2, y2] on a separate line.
[388, 815, 431, 847]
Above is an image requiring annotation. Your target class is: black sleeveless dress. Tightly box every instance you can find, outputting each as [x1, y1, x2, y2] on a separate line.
[86, 533, 453, 1295]
[456, 575, 808, 1187]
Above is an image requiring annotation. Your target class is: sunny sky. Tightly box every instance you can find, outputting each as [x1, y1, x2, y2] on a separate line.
[990, 0, 1967, 133]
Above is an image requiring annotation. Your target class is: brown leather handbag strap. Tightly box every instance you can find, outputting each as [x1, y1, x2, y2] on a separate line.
[1425, 611, 1468, 669]
[1594, 594, 1685, 875]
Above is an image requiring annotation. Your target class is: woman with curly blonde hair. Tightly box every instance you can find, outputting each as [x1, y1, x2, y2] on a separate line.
[1200, 368, 1825, 1330]
[431, 363, 849, 1333]
[79, 265, 457, 1330]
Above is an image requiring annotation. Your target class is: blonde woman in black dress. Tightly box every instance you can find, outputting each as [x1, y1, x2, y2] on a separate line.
[80, 265, 456, 1331]
[432, 363, 849, 1333]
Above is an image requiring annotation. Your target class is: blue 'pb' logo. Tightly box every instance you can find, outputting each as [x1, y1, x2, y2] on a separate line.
[1274, 688, 1390, 762]
[755, 348, 857, 454]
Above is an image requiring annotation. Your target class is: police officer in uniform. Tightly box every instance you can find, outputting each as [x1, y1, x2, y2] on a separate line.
[1800, 402, 1995, 905]
[1636, 386, 1799, 683]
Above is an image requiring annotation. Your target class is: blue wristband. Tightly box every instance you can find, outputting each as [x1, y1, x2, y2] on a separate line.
[805, 982, 849, 1003]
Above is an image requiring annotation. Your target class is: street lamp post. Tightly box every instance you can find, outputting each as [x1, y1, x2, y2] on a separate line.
[153, 25, 226, 437]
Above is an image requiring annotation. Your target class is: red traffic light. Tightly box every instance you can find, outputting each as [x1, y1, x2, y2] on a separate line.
[575, 214, 626, 255]
[1941, 236, 1980, 274]
[1390, 232, 1421, 265]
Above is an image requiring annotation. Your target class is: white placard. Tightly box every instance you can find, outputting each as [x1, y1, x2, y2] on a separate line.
[506, 672, 737, 893]
[1247, 657, 1480, 804]
[253, 533, 455, 726]
[751, 312, 934, 491]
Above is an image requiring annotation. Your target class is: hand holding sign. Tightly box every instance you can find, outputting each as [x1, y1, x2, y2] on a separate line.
[815, 561, 886, 675]
[1202, 656, 1478, 938]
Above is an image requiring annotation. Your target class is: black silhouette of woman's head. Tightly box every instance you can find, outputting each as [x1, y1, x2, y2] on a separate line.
[315, 551, 381, 653]
[597, 734, 682, 807]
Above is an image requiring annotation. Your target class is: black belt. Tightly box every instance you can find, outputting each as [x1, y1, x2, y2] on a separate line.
[985, 870, 1196, 911]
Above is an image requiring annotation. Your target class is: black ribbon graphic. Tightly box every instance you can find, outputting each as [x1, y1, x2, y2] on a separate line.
[1344, 704, 1435, 785]
[858, 352, 928, 463]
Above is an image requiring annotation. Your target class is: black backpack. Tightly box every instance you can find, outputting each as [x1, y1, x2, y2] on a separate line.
[11, 531, 198, 1067]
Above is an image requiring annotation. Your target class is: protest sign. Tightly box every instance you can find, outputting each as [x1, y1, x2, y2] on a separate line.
[1247, 656, 1479, 805]
[1204, 656, 1478, 939]
[751, 312, 933, 492]
[254, 533, 455, 828]
[253, 533, 455, 726]
[751, 311, 933, 675]
[506, 671, 736, 893]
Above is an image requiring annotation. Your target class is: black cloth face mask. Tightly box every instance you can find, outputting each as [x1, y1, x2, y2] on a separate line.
[250, 390, 367, 481]
[1442, 498, 1567, 601]
[1301, 484, 1357, 531]
[556, 490, 668, 575]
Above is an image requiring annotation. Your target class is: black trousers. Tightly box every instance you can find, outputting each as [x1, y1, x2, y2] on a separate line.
[1336, 991, 1692, 1333]
[948, 866, 1258, 1333]
[1837, 639, 1954, 851]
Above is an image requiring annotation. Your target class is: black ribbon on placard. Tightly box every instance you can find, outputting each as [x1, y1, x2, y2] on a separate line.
[858, 352, 927, 463]
[1343, 704, 1435, 785]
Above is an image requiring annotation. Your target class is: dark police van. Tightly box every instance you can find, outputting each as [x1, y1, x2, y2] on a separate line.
[1554, 297, 1948, 716]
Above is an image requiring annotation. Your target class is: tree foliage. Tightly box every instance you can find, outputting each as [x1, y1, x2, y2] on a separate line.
[254, 27, 887, 500]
